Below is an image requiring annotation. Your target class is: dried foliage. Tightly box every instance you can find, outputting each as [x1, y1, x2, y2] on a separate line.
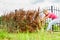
[1, 9, 44, 33]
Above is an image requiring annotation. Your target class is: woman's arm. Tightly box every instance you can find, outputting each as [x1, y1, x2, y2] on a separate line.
[42, 15, 49, 21]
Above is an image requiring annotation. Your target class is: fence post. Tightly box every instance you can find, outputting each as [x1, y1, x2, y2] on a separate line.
[51, 6, 53, 12]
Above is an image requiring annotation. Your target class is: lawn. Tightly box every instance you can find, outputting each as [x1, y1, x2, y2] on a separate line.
[0, 29, 60, 40]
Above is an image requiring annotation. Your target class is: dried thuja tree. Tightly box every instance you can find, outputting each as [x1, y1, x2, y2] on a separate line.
[1, 8, 44, 33]
[16, 9, 27, 32]
[26, 10, 36, 32]
[25, 9, 42, 32]
[32, 9, 42, 31]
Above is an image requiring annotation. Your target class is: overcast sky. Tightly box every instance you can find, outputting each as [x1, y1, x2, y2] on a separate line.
[0, 0, 60, 16]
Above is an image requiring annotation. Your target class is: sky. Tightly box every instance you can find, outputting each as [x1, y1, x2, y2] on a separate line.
[0, 0, 60, 16]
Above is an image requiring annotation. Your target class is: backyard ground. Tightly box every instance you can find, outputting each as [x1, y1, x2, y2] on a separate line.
[0, 29, 60, 40]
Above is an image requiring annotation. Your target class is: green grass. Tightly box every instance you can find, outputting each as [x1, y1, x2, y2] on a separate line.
[0, 29, 60, 40]
[53, 24, 60, 31]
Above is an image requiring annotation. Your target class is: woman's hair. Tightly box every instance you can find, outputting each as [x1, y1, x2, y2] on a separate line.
[43, 9, 48, 13]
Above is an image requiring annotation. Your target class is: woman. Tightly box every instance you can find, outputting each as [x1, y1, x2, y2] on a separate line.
[43, 9, 60, 31]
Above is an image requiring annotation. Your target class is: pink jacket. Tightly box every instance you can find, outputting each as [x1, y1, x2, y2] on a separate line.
[46, 12, 58, 20]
